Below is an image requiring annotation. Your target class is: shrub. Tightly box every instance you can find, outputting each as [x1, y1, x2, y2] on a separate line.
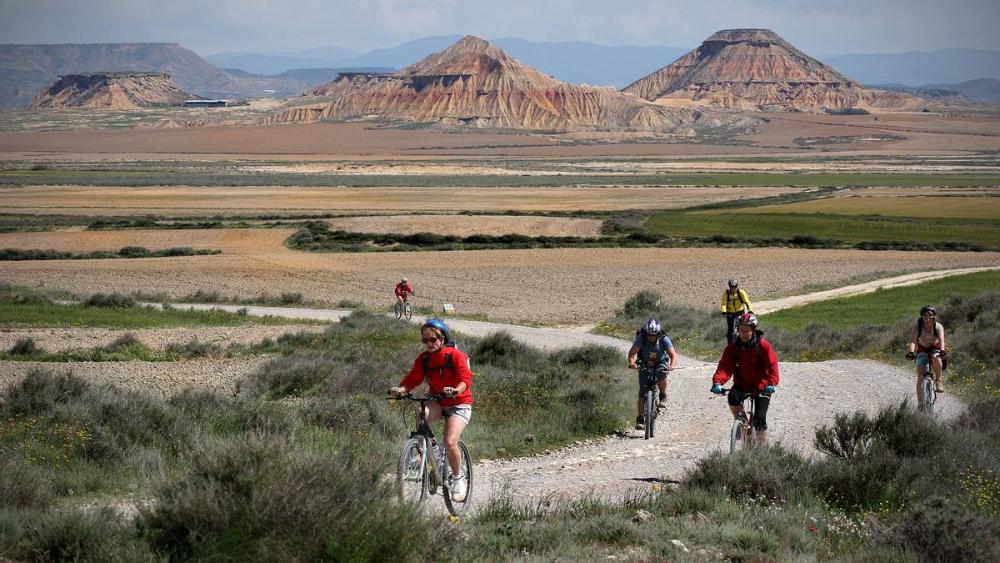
[683, 445, 810, 503]
[1, 369, 87, 417]
[83, 292, 135, 308]
[882, 497, 1000, 562]
[139, 435, 449, 561]
[103, 333, 141, 352]
[117, 246, 151, 258]
[469, 331, 547, 372]
[550, 344, 619, 368]
[8, 337, 42, 357]
[279, 292, 303, 305]
[0, 457, 52, 509]
[620, 290, 662, 318]
[12, 508, 154, 562]
[165, 339, 221, 358]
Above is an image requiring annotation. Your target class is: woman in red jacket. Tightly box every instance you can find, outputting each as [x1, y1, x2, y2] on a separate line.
[389, 319, 472, 501]
[710, 313, 779, 445]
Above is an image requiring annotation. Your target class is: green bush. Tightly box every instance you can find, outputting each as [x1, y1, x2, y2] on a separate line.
[10, 508, 155, 562]
[683, 445, 811, 502]
[164, 339, 221, 358]
[619, 290, 662, 318]
[139, 435, 449, 561]
[83, 293, 136, 308]
[469, 331, 547, 372]
[882, 497, 1000, 562]
[8, 337, 42, 357]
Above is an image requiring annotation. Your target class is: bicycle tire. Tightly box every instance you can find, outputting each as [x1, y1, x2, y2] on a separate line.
[394, 302, 403, 320]
[643, 389, 655, 439]
[397, 437, 427, 505]
[404, 302, 412, 320]
[443, 441, 473, 516]
[921, 375, 936, 416]
[729, 419, 745, 454]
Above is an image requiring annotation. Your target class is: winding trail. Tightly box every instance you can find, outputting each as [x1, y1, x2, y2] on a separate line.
[154, 267, 986, 509]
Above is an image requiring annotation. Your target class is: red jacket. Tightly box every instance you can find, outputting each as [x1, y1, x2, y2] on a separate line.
[712, 332, 779, 391]
[399, 346, 472, 407]
[395, 282, 414, 297]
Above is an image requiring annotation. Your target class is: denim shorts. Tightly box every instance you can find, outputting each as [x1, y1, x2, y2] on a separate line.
[916, 349, 941, 367]
[443, 404, 472, 424]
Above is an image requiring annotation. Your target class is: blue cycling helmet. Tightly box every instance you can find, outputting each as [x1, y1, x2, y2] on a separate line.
[421, 318, 451, 342]
[644, 318, 662, 335]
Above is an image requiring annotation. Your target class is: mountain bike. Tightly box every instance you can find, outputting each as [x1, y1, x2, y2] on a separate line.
[910, 351, 940, 416]
[630, 363, 668, 440]
[389, 394, 472, 517]
[394, 295, 413, 320]
[722, 388, 765, 453]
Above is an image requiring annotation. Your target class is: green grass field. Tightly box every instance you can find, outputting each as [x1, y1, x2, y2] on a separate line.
[0, 302, 306, 329]
[643, 211, 1000, 247]
[725, 196, 1000, 220]
[760, 270, 1000, 332]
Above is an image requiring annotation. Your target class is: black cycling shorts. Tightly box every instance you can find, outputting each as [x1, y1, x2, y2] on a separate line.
[727, 386, 771, 431]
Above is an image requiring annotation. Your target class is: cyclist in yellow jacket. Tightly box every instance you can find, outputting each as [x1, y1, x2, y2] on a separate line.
[721, 279, 753, 342]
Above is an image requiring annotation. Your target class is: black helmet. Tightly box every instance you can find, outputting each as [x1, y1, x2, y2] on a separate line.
[920, 305, 937, 317]
[728, 278, 739, 288]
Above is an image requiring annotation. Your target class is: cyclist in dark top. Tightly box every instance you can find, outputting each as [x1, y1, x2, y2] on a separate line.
[710, 313, 779, 445]
[627, 318, 678, 430]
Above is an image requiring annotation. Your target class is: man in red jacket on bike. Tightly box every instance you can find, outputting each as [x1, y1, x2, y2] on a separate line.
[710, 313, 780, 445]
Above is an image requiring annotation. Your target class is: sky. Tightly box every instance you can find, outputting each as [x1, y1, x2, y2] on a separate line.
[2, 0, 999, 56]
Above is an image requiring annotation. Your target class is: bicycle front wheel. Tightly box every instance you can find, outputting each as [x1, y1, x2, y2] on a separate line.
[729, 419, 745, 454]
[921, 376, 936, 416]
[443, 441, 473, 517]
[644, 389, 656, 440]
[397, 437, 427, 505]
[404, 302, 412, 320]
[394, 302, 403, 320]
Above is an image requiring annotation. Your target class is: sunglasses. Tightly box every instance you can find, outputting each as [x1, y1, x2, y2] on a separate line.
[421, 337, 440, 343]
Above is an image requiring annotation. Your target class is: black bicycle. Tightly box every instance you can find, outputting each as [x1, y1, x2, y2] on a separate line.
[630, 363, 668, 440]
[394, 296, 413, 320]
[722, 388, 764, 453]
[389, 394, 472, 517]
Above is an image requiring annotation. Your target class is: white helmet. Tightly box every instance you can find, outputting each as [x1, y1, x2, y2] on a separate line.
[644, 318, 662, 334]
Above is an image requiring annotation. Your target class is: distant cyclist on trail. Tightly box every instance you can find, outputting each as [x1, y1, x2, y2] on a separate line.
[710, 313, 779, 446]
[395, 277, 414, 306]
[906, 305, 947, 394]
[388, 319, 472, 502]
[721, 278, 753, 342]
[628, 318, 678, 431]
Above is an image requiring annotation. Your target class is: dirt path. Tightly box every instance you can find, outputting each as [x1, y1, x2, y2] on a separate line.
[752, 266, 1000, 314]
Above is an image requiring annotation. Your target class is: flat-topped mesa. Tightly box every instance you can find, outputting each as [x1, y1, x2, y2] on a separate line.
[271, 35, 736, 132]
[624, 28, 917, 112]
[28, 71, 193, 110]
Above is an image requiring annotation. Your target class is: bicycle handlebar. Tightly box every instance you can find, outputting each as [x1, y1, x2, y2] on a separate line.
[386, 392, 447, 402]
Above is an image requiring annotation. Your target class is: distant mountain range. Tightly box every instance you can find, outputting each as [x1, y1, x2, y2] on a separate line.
[0, 43, 388, 109]
[876, 78, 1000, 103]
[4, 38, 999, 111]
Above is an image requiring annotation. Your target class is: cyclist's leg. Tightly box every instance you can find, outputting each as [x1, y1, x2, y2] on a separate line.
[442, 408, 470, 475]
[752, 393, 771, 445]
[915, 352, 928, 405]
[930, 350, 944, 391]
[725, 314, 736, 342]
[636, 372, 650, 418]
[424, 400, 444, 424]
[656, 372, 668, 407]
[727, 388, 745, 420]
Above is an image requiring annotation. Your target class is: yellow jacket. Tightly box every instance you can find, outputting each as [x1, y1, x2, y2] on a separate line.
[721, 288, 752, 313]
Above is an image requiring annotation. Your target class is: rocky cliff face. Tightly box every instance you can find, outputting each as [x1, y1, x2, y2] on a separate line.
[623, 29, 918, 112]
[28, 72, 193, 110]
[271, 36, 712, 132]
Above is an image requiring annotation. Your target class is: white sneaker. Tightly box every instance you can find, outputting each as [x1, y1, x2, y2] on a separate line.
[450, 474, 467, 502]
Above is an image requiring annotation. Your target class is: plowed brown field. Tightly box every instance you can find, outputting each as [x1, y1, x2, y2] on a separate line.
[2, 227, 997, 323]
[0, 185, 799, 215]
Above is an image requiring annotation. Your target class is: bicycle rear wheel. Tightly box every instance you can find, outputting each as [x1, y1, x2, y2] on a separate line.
[644, 389, 656, 439]
[394, 302, 403, 320]
[443, 441, 473, 516]
[729, 419, 745, 454]
[404, 302, 412, 320]
[397, 437, 427, 505]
